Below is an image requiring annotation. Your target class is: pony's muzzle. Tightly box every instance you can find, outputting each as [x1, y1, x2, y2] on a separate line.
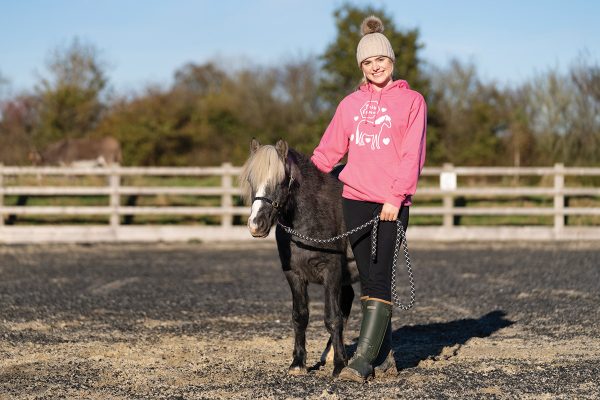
[248, 218, 270, 238]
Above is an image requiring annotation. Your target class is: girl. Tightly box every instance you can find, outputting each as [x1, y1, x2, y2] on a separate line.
[311, 15, 427, 382]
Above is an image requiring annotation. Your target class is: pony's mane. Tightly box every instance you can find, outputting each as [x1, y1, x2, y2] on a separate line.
[239, 145, 286, 205]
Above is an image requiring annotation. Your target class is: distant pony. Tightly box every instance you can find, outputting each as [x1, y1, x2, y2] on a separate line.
[29, 137, 122, 167]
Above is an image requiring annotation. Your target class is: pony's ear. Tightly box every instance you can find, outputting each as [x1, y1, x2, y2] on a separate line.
[275, 139, 288, 161]
[28, 150, 42, 164]
[250, 138, 260, 154]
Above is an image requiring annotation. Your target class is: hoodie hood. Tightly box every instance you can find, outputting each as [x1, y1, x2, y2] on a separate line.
[359, 79, 410, 93]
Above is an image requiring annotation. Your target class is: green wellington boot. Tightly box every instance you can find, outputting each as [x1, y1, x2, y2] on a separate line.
[373, 316, 397, 376]
[338, 299, 392, 383]
[349, 298, 396, 376]
[358, 297, 395, 374]
[360, 296, 398, 377]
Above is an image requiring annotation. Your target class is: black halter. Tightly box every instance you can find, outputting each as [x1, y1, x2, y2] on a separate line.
[252, 175, 295, 212]
[253, 196, 280, 210]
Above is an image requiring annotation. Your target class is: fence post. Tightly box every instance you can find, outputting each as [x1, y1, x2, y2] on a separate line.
[221, 162, 233, 228]
[0, 164, 4, 226]
[441, 163, 456, 229]
[553, 163, 565, 237]
[109, 164, 120, 228]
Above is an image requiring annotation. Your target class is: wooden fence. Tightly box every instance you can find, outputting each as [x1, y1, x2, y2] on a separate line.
[1, 163, 599, 243]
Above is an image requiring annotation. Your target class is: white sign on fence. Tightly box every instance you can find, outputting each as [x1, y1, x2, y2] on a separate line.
[440, 171, 457, 191]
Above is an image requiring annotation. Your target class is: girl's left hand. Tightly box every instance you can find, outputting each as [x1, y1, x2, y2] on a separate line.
[380, 202, 399, 221]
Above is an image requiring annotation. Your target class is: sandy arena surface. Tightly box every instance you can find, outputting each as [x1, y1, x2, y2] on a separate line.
[1, 241, 599, 399]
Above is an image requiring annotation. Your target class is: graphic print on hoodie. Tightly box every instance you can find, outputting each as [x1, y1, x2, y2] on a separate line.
[311, 80, 427, 208]
[352, 100, 392, 150]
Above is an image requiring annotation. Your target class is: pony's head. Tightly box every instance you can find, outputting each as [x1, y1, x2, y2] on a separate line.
[240, 139, 294, 238]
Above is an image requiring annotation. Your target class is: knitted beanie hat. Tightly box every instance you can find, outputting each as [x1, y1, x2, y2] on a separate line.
[356, 16, 395, 67]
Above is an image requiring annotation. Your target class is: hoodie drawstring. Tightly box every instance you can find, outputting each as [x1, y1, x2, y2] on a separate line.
[366, 82, 385, 133]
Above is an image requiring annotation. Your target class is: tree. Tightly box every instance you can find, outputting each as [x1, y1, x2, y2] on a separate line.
[498, 87, 537, 168]
[514, 57, 600, 166]
[320, 4, 428, 107]
[0, 71, 8, 100]
[427, 60, 504, 166]
[0, 94, 39, 164]
[34, 38, 110, 146]
[173, 62, 227, 96]
[273, 56, 330, 154]
[566, 57, 600, 165]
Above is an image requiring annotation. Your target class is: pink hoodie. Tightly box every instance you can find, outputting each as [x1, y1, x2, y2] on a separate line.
[311, 80, 426, 207]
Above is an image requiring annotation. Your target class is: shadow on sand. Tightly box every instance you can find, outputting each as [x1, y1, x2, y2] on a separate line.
[345, 310, 515, 371]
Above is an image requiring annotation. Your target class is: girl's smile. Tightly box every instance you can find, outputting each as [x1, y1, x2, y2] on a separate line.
[361, 56, 394, 90]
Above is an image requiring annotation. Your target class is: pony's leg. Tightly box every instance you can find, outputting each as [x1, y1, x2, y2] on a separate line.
[341, 284, 355, 327]
[323, 273, 347, 376]
[320, 284, 354, 365]
[285, 271, 309, 375]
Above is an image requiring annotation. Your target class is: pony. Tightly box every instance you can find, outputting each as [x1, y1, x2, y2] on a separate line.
[240, 139, 359, 376]
[29, 136, 122, 166]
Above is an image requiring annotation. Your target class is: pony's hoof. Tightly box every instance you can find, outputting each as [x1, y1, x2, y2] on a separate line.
[288, 366, 308, 376]
[332, 364, 345, 378]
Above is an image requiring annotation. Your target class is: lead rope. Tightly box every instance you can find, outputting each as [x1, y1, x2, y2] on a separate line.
[277, 215, 415, 310]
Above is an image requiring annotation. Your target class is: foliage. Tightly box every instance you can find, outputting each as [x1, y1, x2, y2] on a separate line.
[427, 60, 505, 165]
[0, 94, 39, 164]
[94, 57, 326, 166]
[34, 38, 109, 146]
[520, 56, 600, 166]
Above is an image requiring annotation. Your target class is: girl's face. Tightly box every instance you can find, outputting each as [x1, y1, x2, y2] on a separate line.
[360, 56, 394, 90]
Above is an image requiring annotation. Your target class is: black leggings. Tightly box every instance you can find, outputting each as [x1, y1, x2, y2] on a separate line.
[343, 198, 409, 302]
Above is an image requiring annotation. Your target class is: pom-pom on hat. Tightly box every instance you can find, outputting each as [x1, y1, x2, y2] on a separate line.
[356, 15, 395, 67]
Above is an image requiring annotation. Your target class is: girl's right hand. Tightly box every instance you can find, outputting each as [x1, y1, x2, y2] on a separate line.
[380, 202, 399, 221]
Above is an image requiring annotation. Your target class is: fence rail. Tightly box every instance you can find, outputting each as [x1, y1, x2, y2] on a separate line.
[1, 163, 599, 243]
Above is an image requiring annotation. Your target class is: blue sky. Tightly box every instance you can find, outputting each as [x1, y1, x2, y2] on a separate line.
[1, 0, 598, 95]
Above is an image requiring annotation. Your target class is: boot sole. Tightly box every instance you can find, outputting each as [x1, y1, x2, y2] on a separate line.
[337, 367, 368, 383]
[374, 350, 398, 376]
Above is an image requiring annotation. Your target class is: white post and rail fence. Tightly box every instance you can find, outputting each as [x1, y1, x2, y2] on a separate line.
[0, 163, 599, 243]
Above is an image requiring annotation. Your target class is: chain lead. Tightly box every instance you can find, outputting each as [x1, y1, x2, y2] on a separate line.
[392, 220, 415, 310]
[370, 216, 379, 262]
[277, 215, 415, 310]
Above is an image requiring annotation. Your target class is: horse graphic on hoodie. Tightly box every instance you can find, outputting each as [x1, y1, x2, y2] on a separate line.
[354, 100, 392, 150]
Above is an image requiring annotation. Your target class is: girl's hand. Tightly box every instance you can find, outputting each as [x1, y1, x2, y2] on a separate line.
[380, 202, 399, 221]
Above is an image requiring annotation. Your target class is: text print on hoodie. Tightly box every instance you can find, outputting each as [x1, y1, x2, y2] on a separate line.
[311, 80, 427, 208]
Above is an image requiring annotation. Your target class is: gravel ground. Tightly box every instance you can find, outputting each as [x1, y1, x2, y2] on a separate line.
[1, 241, 599, 399]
